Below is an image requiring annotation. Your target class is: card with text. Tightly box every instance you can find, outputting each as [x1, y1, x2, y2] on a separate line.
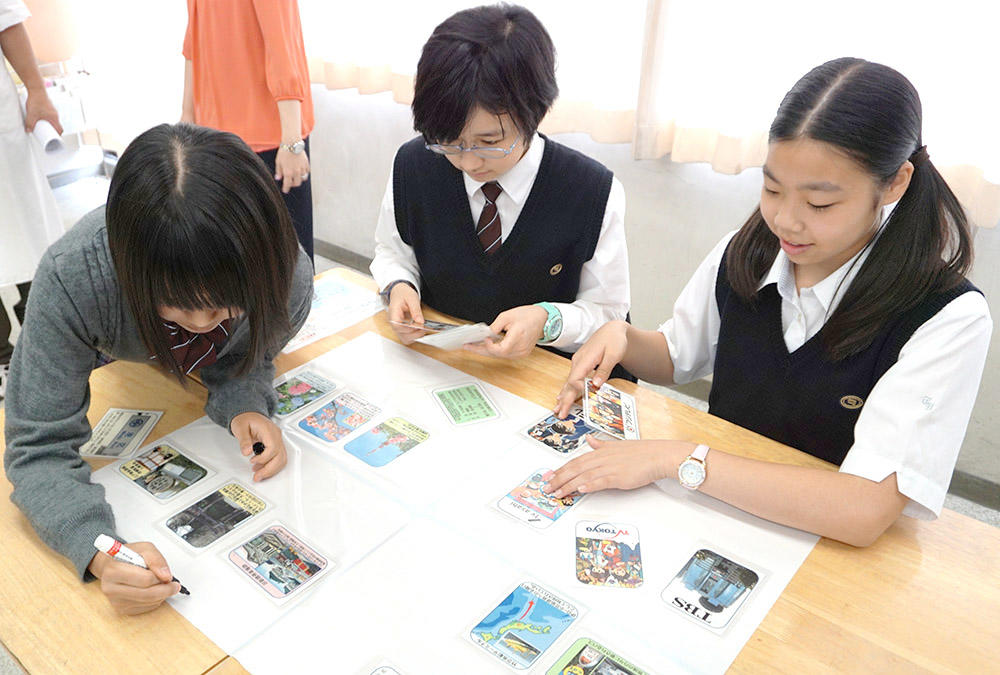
[575, 520, 643, 588]
[298, 392, 381, 443]
[166, 482, 267, 549]
[546, 637, 649, 675]
[432, 382, 499, 425]
[661, 548, 761, 631]
[496, 469, 583, 529]
[81, 408, 162, 457]
[274, 371, 337, 417]
[118, 443, 209, 501]
[583, 379, 639, 440]
[228, 523, 332, 599]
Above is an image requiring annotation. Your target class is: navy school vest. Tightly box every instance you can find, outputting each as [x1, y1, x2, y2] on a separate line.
[708, 244, 979, 465]
[392, 134, 613, 325]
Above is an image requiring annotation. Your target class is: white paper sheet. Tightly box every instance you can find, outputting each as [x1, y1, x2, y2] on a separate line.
[282, 274, 384, 353]
[93, 332, 816, 673]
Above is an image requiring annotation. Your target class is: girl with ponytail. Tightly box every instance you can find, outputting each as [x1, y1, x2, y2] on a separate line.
[544, 58, 991, 547]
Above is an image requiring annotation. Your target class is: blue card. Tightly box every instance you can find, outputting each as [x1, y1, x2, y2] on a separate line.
[470, 581, 579, 669]
[344, 417, 429, 467]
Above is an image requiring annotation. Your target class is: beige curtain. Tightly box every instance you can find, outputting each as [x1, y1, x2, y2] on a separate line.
[632, 0, 1000, 227]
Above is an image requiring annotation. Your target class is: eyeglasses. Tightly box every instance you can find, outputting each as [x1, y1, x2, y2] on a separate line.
[425, 136, 521, 159]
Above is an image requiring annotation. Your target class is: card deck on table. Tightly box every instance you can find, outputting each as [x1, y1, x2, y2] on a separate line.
[118, 443, 209, 501]
[546, 637, 649, 675]
[344, 416, 429, 467]
[274, 371, 337, 417]
[470, 581, 579, 670]
[298, 392, 381, 443]
[166, 482, 267, 548]
[80, 408, 162, 457]
[583, 379, 639, 440]
[575, 521, 643, 588]
[661, 548, 761, 631]
[228, 524, 332, 599]
[432, 382, 499, 425]
[496, 469, 583, 529]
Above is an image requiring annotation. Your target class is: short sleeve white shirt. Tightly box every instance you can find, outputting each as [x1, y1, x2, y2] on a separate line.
[660, 230, 992, 520]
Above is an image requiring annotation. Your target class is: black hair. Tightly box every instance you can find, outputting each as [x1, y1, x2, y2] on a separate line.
[106, 123, 300, 381]
[727, 57, 972, 361]
[412, 3, 558, 144]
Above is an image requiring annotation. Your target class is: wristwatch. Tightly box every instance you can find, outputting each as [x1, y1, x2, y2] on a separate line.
[534, 302, 563, 344]
[280, 139, 306, 155]
[678, 444, 709, 490]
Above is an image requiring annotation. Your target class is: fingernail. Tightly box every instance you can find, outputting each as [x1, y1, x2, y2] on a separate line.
[542, 471, 554, 481]
[578, 485, 589, 494]
[552, 489, 563, 498]
[158, 566, 171, 577]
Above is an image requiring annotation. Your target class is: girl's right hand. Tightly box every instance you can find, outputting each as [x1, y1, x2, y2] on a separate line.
[387, 283, 427, 345]
[555, 320, 630, 418]
[88, 541, 180, 615]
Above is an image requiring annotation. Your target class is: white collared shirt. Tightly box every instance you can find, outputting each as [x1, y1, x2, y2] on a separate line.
[370, 133, 630, 352]
[660, 230, 992, 520]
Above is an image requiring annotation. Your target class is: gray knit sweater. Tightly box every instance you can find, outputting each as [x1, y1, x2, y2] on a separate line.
[3, 207, 314, 579]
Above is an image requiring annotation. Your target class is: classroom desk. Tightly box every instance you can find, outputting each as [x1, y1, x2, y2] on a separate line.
[1, 267, 998, 673]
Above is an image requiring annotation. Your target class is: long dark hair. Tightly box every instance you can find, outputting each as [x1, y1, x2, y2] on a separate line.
[727, 57, 972, 361]
[412, 3, 558, 144]
[106, 123, 300, 381]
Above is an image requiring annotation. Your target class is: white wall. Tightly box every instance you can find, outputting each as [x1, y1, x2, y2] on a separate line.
[309, 86, 999, 484]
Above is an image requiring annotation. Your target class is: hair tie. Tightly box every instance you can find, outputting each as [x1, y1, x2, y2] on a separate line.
[910, 145, 929, 165]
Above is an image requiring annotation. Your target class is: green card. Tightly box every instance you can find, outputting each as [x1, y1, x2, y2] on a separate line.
[546, 637, 648, 675]
[432, 383, 499, 425]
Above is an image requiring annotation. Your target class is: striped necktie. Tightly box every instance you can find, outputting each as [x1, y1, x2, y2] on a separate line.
[161, 318, 232, 374]
[477, 181, 503, 255]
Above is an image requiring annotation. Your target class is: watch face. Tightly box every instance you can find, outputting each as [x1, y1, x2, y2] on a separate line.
[679, 459, 705, 488]
[550, 315, 563, 339]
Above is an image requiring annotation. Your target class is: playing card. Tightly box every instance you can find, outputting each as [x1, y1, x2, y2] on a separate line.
[118, 443, 210, 501]
[546, 637, 649, 675]
[166, 482, 267, 549]
[80, 408, 162, 457]
[228, 523, 332, 599]
[523, 412, 591, 453]
[274, 371, 337, 417]
[389, 318, 458, 333]
[298, 391, 381, 443]
[416, 322, 498, 350]
[470, 581, 579, 670]
[496, 469, 583, 529]
[583, 379, 639, 440]
[344, 416, 429, 467]
[575, 521, 643, 588]
[661, 548, 761, 631]
[432, 382, 499, 425]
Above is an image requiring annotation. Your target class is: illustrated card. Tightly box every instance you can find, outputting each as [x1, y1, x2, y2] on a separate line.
[228, 524, 332, 599]
[470, 581, 578, 670]
[166, 482, 267, 549]
[546, 637, 649, 675]
[80, 408, 162, 457]
[582, 379, 639, 440]
[274, 371, 337, 417]
[661, 548, 761, 631]
[575, 521, 643, 588]
[432, 382, 499, 425]
[344, 416, 429, 467]
[523, 411, 591, 453]
[496, 469, 583, 529]
[118, 443, 209, 501]
[298, 392, 381, 443]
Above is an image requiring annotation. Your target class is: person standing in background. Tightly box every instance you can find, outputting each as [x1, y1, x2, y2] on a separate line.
[0, 0, 65, 400]
[181, 0, 315, 263]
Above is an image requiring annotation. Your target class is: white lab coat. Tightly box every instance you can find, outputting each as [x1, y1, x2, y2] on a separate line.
[0, 0, 64, 286]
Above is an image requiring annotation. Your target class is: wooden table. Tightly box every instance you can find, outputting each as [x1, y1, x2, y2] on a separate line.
[2, 267, 998, 673]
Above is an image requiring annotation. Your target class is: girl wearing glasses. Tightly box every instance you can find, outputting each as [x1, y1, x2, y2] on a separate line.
[371, 4, 630, 366]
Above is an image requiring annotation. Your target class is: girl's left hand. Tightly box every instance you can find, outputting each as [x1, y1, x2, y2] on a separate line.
[230, 412, 288, 481]
[542, 436, 694, 497]
[463, 304, 547, 359]
[275, 147, 310, 194]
